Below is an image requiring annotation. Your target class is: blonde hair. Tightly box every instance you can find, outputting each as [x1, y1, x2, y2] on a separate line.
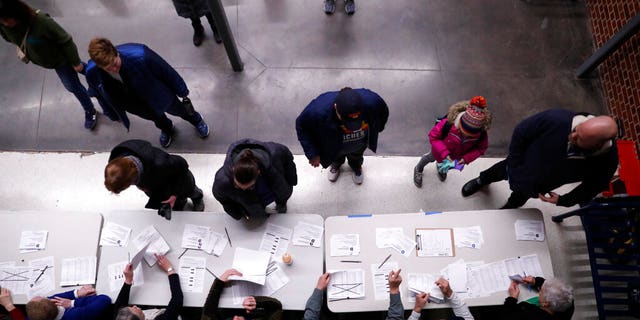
[88, 37, 118, 68]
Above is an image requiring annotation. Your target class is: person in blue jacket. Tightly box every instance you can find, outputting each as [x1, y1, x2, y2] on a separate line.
[86, 37, 210, 148]
[25, 285, 111, 320]
[461, 109, 618, 209]
[296, 87, 389, 185]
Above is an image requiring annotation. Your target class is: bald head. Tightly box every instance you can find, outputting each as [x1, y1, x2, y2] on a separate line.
[569, 116, 617, 150]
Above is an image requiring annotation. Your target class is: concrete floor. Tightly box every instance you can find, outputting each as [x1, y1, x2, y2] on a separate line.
[0, 0, 607, 319]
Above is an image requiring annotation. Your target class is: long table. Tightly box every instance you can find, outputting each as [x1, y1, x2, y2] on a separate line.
[96, 210, 324, 310]
[324, 209, 554, 312]
[0, 211, 103, 304]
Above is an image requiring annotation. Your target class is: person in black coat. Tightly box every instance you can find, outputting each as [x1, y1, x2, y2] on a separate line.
[105, 139, 204, 215]
[461, 109, 618, 208]
[212, 138, 297, 220]
[503, 276, 574, 320]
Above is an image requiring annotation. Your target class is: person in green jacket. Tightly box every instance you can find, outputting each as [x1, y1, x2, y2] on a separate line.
[0, 0, 98, 130]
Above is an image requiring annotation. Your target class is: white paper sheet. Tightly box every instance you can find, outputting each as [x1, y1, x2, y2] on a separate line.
[259, 223, 292, 257]
[100, 222, 132, 247]
[440, 261, 468, 293]
[466, 260, 510, 296]
[515, 220, 545, 241]
[504, 254, 544, 278]
[181, 224, 217, 254]
[292, 221, 324, 247]
[231, 261, 290, 304]
[370, 262, 399, 300]
[327, 269, 365, 301]
[330, 234, 360, 256]
[19, 230, 48, 253]
[0, 261, 16, 267]
[375, 228, 404, 248]
[229, 248, 272, 285]
[416, 229, 454, 257]
[388, 234, 416, 257]
[132, 226, 171, 267]
[107, 261, 144, 292]
[60, 256, 97, 286]
[130, 242, 150, 269]
[210, 231, 228, 256]
[407, 273, 444, 303]
[27, 256, 55, 299]
[453, 226, 484, 249]
[0, 266, 31, 294]
[179, 256, 207, 293]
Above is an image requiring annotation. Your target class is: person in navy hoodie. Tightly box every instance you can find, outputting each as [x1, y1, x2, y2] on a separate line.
[86, 37, 210, 148]
[24, 285, 111, 320]
[296, 87, 389, 185]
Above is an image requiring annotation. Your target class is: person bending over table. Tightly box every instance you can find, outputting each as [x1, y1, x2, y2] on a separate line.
[503, 276, 574, 320]
[201, 269, 282, 320]
[24, 285, 111, 320]
[114, 254, 183, 320]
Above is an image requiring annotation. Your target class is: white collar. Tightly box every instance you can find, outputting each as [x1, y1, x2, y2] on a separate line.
[54, 306, 65, 320]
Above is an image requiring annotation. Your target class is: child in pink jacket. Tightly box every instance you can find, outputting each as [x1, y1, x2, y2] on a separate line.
[413, 96, 491, 187]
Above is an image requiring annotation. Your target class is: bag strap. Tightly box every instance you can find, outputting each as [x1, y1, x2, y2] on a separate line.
[19, 9, 40, 51]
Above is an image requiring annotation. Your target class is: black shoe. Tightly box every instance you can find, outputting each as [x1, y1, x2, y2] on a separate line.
[461, 178, 482, 197]
[437, 169, 447, 182]
[193, 24, 205, 47]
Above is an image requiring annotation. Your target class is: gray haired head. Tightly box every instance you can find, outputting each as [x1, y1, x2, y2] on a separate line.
[541, 278, 574, 313]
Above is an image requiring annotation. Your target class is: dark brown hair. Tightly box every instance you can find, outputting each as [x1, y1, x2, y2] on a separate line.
[232, 149, 259, 184]
[104, 157, 138, 194]
[0, 0, 36, 24]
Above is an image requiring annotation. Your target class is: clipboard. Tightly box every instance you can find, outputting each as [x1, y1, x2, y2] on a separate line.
[415, 228, 455, 257]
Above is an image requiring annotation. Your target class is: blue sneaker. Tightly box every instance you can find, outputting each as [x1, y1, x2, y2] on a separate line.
[159, 129, 173, 148]
[196, 120, 209, 138]
[84, 110, 97, 130]
[324, 0, 335, 14]
[345, 0, 355, 15]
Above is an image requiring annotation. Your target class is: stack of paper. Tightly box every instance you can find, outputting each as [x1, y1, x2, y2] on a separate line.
[330, 234, 360, 256]
[327, 269, 365, 301]
[107, 261, 144, 292]
[60, 256, 97, 286]
[229, 248, 272, 285]
[407, 273, 444, 303]
[179, 256, 207, 293]
[19, 230, 48, 253]
[259, 223, 292, 257]
[132, 226, 171, 267]
[100, 222, 132, 247]
[440, 260, 468, 293]
[515, 220, 545, 241]
[375, 228, 416, 257]
[230, 261, 290, 304]
[371, 262, 399, 300]
[453, 226, 484, 249]
[505, 254, 544, 280]
[292, 221, 324, 247]
[181, 224, 227, 255]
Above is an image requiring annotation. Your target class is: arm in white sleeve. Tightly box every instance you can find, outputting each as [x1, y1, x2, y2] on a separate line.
[407, 310, 421, 320]
[448, 292, 474, 320]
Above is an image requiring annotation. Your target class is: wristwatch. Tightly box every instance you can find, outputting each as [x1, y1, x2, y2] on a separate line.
[167, 267, 174, 273]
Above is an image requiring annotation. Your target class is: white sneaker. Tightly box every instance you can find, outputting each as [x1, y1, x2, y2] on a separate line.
[352, 168, 363, 185]
[328, 165, 341, 182]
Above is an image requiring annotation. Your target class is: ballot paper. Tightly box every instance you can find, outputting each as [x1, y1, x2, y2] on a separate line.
[327, 269, 365, 301]
[0, 266, 32, 294]
[27, 256, 55, 299]
[179, 256, 207, 293]
[416, 229, 454, 257]
[132, 226, 171, 267]
[60, 256, 97, 286]
[230, 262, 290, 304]
[107, 261, 144, 292]
[466, 260, 510, 296]
[375, 228, 404, 248]
[19, 230, 48, 253]
[388, 234, 416, 257]
[330, 234, 360, 256]
[229, 248, 272, 285]
[407, 273, 444, 303]
[459, 261, 487, 299]
[440, 260, 468, 293]
[100, 222, 132, 247]
[210, 231, 228, 256]
[453, 226, 484, 249]
[0, 261, 16, 267]
[515, 220, 545, 241]
[181, 224, 217, 254]
[259, 223, 292, 257]
[371, 261, 399, 300]
[505, 254, 544, 279]
[292, 221, 324, 247]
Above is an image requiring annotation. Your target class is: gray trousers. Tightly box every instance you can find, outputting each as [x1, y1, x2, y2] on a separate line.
[415, 152, 436, 172]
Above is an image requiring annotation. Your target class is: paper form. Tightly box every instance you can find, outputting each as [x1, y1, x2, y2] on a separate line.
[228, 248, 272, 285]
[407, 273, 444, 303]
[179, 256, 206, 293]
[416, 229, 454, 257]
[505, 254, 544, 278]
[210, 231, 228, 256]
[467, 260, 510, 296]
[370, 261, 399, 300]
[388, 234, 416, 257]
[292, 221, 324, 247]
[440, 260, 468, 293]
[0, 261, 16, 267]
[230, 262, 290, 304]
[27, 256, 55, 299]
[107, 261, 144, 292]
[375, 228, 404, 248]
[60, 256, 97, 286]
[515, 220, 545, 241]
[181, 224, 217, 254]
[330, 234, 360, 256]
[259, 223, 292, 257]
[0, 266, 31, 294]
[459, 261, 487, 299]
[453, 226, 484, 249]
[100, 222, 132, 247]
[327, 269, 365, 301]
[132, 226, 171, 267]
[19, 230, 48, 253]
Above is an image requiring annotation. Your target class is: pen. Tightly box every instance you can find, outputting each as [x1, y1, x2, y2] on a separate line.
[378, 254, 392, 269]
[225, 227, 233, 247]
[128, 252, 131, 263]
[340, 260, 362, 263]
[523, 271, 531, 291]
[178, 248, 189, 259]
[33, 265, 49, 283]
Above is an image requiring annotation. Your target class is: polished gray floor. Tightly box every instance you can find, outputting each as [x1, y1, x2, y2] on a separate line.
[0, 0, 604, 155]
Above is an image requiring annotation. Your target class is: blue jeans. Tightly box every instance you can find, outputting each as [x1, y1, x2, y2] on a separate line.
[54, 64, 95, 113]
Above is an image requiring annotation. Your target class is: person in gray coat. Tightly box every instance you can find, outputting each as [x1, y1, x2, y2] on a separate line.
[171, 0, 221, 46]
[212, 138, 297, 220]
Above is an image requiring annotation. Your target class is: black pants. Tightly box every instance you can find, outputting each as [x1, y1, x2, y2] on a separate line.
[332, 148, 366, 170]
[478, 159, 530, 208]
[127, 98, 202, 134]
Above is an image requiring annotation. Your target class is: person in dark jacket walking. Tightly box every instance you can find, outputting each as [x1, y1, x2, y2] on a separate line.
[105, 139, 205, 215]
[461, 109, 618, 208]
[171, 0, 221, 46]
[86, 37, 210, 148]
[0, 0, 98, 130]
[296, 87, 389, 185]
[212, 138, 297, 220]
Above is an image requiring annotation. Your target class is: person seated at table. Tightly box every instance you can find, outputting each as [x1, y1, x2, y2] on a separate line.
[114, 254, 183, 320]
[0, 287, 26, 320]
[25, 285, 111, 320]
[387, 270, 474, 320]
[212, 138, 297, 220]
[302, 273, 330, 320]
[201, 268, 282, 320]
[503, 276, 574, 320]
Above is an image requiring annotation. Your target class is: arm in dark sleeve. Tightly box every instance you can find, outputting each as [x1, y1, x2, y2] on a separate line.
[277, 144, 298, 186]
[212, 171, 247, 220]
[49, 290, 76, 300]
[40, 14, 81, 66]
[202, 279, 226, 320]
[64, 295, 112, 319]
[295, 111, 320, 161]
[253, 296, 282, 320]
[161, 273, 183, 320]
[385, 293, 404, 320]
[9, 308, 27, 320]
[373, 95, 389, 133]
[507, 112, 549, 168]
[303, 288, 323, 320]
[144, 46, 188, 97]
[113, 282, 132, 312]
[533, 277, 545, 291]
